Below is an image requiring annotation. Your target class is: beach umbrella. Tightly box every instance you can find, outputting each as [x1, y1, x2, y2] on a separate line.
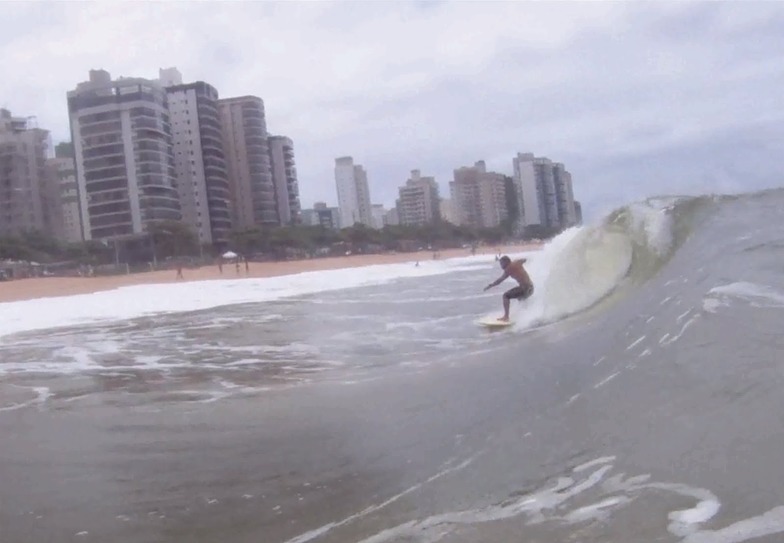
[221, 251, 238, 259]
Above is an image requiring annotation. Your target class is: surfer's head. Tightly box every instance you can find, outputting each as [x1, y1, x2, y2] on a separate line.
[499, 256, 511, 269]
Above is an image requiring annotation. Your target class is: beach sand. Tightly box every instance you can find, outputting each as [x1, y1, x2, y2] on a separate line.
[0, 243, 540, 304]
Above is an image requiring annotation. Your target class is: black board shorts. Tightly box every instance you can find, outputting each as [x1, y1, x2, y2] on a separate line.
[503, 284, 534, 301]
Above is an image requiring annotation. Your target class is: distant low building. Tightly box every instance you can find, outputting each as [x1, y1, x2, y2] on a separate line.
[440, 198, 458, 225]
[384, 207, 399, 226]
[371, 204, 386, 229]
[302, 202, 340, 229]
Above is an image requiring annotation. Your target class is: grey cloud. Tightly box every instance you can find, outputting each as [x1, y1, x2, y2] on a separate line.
[2, 1, 783, 221]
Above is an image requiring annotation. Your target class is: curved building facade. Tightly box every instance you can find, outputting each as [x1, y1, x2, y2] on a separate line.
[268, 135, 301, 225]
[218, 96, 278, 228]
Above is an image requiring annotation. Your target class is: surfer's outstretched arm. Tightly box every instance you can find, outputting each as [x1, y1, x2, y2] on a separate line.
[484, 272, 508, 291]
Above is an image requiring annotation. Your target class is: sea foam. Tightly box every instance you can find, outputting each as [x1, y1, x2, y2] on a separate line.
[0, 254, 522, 340]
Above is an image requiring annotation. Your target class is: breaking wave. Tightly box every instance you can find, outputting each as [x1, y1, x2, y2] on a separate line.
[508, 195, 713, 331]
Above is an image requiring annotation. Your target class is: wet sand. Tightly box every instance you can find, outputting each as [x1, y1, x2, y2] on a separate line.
[0, 243, 539, 303]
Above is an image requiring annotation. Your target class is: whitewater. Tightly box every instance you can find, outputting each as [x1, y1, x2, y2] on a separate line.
[3, 188, 784, 543]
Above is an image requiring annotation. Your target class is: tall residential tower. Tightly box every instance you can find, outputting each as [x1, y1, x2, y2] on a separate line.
[449, 160, 507, 228]
[218, 96, 277, 229]
[0, 109, 53, 237]
[67, 69, 180, 241]
[512, 152, 577, 230]
[334, 156, 372, 228]
[268, 135, 301, 225]
[164, 70, 232, 246]
[396, 169, 440, 226]
[46, 142, 83, 242]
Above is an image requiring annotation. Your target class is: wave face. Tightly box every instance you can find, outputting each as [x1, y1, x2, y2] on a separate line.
[507, 194, 714, 330]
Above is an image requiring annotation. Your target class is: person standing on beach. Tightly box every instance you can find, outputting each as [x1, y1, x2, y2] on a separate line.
[483, 255, 534, 322]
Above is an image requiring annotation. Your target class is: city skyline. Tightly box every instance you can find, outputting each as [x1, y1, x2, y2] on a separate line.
[2, 2, 783, 222]
[1, 65, 306, 243]
[4, 97, 582, 243]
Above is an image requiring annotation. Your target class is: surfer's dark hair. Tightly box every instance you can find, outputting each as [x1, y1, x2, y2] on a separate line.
[499, 255, 511, 267]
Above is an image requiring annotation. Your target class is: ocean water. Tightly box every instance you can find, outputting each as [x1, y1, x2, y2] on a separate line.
[2, 189, 784, 543]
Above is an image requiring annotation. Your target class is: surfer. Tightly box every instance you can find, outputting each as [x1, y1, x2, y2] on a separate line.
[483, 255, 534, 322]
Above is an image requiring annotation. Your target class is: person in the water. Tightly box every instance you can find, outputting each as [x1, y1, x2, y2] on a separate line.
[483, 255, 534, 321]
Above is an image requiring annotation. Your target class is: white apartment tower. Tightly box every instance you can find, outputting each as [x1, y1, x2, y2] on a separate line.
[512, 152, 540, 227]
[513, 152, 576, 229]
[334, 156, 372, 228]
[67, 70, 181, 241]
[396, 169, 440, 226]
[165, 70, 232, 246]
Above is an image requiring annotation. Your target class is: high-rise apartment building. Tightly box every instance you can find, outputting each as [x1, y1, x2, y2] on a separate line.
[396, 169, 440, 226]
[68, 69, 180, 241]
[449, 160, 507, 229]
[334, 156, 372, 228]
[165, 71, 232, 246]
[46, 142, 83, 242]
[301, 201, 340, 229]
[533, 157, 559, 229]
[574, 201, 583, 225]
[0, 109, 56, 237]
[553, 163, 577, 228]
[218, 96, 277, 229]
[512, 152, 539, 227]
[513, 152, 577, 229]
[268, 136, 301, 225]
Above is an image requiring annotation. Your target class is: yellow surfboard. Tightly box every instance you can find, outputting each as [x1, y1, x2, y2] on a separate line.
[477, 316, 514, 329]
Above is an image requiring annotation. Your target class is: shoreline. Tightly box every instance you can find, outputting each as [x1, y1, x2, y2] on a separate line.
[0, 243, 540, 304]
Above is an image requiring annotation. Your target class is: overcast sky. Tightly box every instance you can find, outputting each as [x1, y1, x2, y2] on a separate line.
[2, 1, 783, 221]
